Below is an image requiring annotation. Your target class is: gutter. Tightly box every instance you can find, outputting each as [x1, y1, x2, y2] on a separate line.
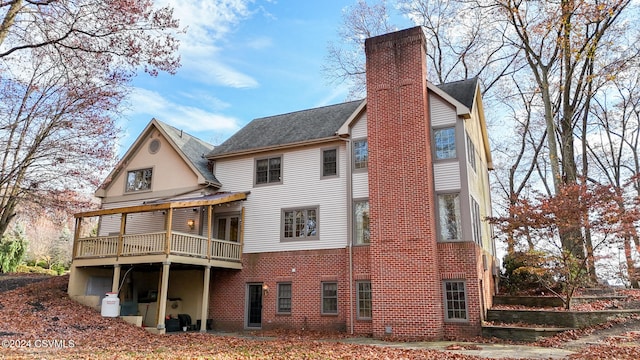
[207, 136, 342, 160]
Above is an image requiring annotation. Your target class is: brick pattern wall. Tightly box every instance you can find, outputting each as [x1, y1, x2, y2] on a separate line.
[365, 27, 444, 339]
[209, 249, 351, 332]
[438, 241, 495, 338]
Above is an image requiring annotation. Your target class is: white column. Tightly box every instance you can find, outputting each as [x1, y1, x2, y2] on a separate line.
[156, 261, 171, 333]
[200, 265, 211, 332]
[111, 264, 121, 294]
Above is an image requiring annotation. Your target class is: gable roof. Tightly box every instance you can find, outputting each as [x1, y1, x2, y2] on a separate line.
[209, 100, 364, 158]
[154, 119, 219, 185]
[96, 119, 219, 196]
[436, 78, 478, 109]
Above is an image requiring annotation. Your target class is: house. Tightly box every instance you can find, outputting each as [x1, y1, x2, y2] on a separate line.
[68, 26, 497, 339]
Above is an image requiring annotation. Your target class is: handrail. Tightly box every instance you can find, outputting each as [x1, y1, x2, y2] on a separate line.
[74, 232, 241, 262]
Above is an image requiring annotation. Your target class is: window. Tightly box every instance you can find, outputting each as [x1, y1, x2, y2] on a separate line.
[322, 282, 338, 314]
[434, 127, 456, 160]
[277, 283, 292, 313]
[471, 197, 482, 245]
[353, 139, 368, 170]
[438, 193, 462, 241]
[322, 148, 338, 177]
[354, 200, 370, 245]
[125, 168, 152, 192]
[282, 207, 318, 241]
[255, 156, 281, 185]
[215, 214, 240, 242]
[357, 281, 372, 319]
[444, 280, 468, 321]
[466, 133, 476, 171]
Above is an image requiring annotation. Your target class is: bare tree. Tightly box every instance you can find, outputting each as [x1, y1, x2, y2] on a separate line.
[585, 70, 640, 287]
[323, 0, 395, 98]
[495, 0, 633, 261]
[0, 0, 180, 239]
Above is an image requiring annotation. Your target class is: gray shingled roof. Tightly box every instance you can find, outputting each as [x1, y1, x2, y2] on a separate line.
[155, 119, 220, 185]
[209, 100, 364, 157]
[436, 78, 478, 109]
[208, 78, 477, 158]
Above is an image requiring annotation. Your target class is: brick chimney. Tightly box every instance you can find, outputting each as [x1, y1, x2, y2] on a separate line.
[365, 27, 443, 339]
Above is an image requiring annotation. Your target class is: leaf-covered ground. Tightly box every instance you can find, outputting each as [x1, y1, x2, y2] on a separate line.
[0, 274, 639, 359]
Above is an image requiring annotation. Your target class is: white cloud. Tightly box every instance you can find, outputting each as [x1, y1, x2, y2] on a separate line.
[156, 0, 261, 89]
[126, 88, 241, 133]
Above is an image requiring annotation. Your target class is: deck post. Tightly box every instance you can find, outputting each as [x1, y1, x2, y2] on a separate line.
[111, 264, 121, 294]
[117, 214, 126, 258]
[157, 261, 171, 334]
[72, 217, 81, 259]
[165, 210, 173, 255]
[207, 205, 212, 260]
[240, 207, 245, 254]
[200, 265, 211, 332]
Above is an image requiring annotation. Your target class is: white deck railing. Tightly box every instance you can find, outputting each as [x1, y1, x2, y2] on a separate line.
[76, 236, 119, 257]
[121, 232, 165, 255]
[74, 231, 242, 263]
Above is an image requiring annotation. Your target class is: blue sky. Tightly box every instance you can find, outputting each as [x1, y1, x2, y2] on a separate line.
[120, 0, 411, 154]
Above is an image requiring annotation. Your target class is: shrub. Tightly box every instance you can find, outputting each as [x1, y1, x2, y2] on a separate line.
[0, 227, 27, 273]
[15, 264, 58, 275]
[501, 250, 555, 294]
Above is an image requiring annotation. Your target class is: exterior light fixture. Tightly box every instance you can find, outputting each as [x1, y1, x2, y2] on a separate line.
[187, 219, 195, 229]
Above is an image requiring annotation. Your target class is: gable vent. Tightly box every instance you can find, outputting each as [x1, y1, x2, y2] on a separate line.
[149, 139, 161, 154]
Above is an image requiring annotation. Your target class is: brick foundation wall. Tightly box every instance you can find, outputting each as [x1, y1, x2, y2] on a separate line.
[209, 249, 355, 333]
[438, 241, 495, 338]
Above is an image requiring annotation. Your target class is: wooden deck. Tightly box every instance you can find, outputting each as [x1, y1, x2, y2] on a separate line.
[73, 231, 242, 268]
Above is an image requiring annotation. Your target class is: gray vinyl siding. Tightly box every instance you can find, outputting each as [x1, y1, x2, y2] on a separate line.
[434, 162, 461, 191]
[351, 113, 367, 138]
[351, 113, 369, 198]
[430, 94, 457, 127]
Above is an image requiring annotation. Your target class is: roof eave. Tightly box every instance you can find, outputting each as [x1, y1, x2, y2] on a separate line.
[427, 82, 471, 119]
[207, 136, 343, 160]
[337, 100, 367, 136]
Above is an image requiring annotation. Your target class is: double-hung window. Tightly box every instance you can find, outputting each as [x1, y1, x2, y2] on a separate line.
[466, 133, 476, 172]
[438, 193, 462, 241]
[282, 207, 319, 241]
[321, 282, 338, 314]
[353, 139, 368, 170]
[255, 156, 282, 185]
[125, 168, 152, 192]
[277, 283, 292, 314]
[322, 148, 338, 178]
[471, 197, 482, 245]
[434, 127, 456, 160]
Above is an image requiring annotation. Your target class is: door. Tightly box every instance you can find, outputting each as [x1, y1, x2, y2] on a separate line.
[246, 284, 262, 328]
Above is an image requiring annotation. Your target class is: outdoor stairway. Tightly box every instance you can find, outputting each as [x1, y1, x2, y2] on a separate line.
[482, 290, 637, 342]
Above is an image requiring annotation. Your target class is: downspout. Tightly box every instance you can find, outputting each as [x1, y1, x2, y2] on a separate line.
[340, 136, 354, 335]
